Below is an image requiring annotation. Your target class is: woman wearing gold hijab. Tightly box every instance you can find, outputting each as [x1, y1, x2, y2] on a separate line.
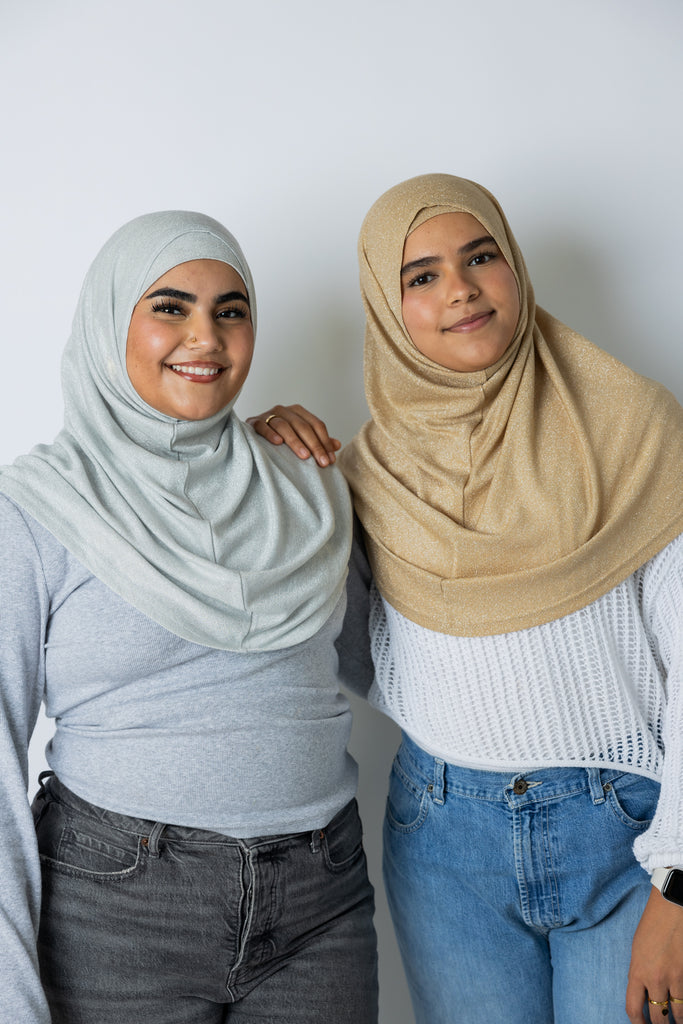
[251, 174, 683, 1024]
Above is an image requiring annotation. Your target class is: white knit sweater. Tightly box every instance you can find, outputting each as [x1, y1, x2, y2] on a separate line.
[367, 532, 683, 872]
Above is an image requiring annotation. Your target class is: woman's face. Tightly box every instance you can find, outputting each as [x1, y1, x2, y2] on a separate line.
[400, 212, 520, 372]
[126, 259, 254, 420]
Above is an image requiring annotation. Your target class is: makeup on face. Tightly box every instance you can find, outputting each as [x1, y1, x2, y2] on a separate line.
[126, 258, 254, 420]
[400, 212, 520, 372]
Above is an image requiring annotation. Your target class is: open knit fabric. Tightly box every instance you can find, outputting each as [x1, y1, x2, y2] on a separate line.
[367, 532, 683, 872]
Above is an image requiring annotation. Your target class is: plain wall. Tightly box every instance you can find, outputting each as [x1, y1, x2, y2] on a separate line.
[2, 2, 682, 1020]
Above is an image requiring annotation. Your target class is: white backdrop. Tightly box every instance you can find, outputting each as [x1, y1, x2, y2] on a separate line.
[2, 2, 682, 1020]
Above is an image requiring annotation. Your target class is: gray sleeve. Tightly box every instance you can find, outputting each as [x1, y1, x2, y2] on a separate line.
[335, 517, 375, 699]
[0, 497, 52, 1023]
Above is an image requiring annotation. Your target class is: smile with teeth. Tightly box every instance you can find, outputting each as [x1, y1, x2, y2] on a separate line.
[167, 363, 225, 379]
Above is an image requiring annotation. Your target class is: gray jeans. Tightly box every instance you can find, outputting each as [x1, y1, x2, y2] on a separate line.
[32, 775, 378, 1023]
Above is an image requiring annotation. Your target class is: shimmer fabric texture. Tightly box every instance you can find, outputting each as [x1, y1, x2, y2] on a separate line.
[0, 211, 351, 651]
[339, 174, 683, 636]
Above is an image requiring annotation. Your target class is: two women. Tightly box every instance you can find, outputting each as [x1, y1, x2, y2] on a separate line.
[254, 174, 683, 1024]
[0, 211, 378, 1022]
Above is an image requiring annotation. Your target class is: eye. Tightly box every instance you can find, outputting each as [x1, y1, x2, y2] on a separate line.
[151, 298, 184, 315]
[216, 304, 249, 320]
[406, 271, 436, 288]
[468, 250, 498, 267]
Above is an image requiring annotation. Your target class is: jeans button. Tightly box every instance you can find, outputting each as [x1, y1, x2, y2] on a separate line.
[513, 779, 529, 795]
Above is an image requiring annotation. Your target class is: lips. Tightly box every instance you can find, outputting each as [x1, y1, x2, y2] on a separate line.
[166, 363, 226, 382]
[445, 311, 494, 333]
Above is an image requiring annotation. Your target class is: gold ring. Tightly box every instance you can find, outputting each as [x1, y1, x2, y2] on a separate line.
[671, 997, 683, 1004]
[265, 414, 278, 427]
[649, 998, 670, 1005]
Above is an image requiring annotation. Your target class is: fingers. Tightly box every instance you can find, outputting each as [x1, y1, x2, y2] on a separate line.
[627, 988, 683, 1023]
[628, 890, 683, 1023]
[670, 996, 683, 1023]
[626, 978, 648, 1023]
[246, 405, 341, 467]
[648, 996, 672, 1021]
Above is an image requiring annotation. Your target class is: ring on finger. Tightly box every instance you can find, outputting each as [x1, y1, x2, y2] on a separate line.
[265, 414, 278, 427]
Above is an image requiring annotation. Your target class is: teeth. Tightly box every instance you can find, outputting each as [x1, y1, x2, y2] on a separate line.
[170, 365, 221, 376]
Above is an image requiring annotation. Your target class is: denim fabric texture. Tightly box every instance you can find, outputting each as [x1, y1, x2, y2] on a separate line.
[33, 775, 378, 1023]
[383, 732, 659, 1024]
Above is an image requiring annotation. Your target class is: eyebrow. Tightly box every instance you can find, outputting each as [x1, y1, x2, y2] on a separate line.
[400, 235, 498, 277]
[142, 286, 250, 307]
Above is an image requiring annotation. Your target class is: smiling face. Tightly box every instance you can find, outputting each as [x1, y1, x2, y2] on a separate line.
[125, 258, 254, 420]
[400, 212, 520, 372]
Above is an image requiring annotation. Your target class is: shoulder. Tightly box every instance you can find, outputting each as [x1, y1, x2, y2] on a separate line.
[247, 423, 352, 505]
[0, 493, 89, 597]
[537, 308, 682, 413]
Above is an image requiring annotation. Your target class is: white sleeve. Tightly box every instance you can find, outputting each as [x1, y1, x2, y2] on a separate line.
[0, 497, 52, 1023]
[634, 535, 683, 873]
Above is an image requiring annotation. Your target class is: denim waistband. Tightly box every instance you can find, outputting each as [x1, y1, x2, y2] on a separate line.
[37, 772, 355, 850]
[398, 732, 653, 808]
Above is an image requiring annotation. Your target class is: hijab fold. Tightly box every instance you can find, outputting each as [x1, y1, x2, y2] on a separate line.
[0, 211, 351, 651]
[340, 174, 683, 636]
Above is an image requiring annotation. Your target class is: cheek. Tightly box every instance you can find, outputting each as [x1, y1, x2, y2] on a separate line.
[126, 328, 166, 378]
[499, 268, 521, 327]
[236, 342, 254, 381]
[401, 294, 430, 341]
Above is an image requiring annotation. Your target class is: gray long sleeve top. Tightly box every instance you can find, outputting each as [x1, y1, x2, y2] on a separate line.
[0, 495, 359, 1022]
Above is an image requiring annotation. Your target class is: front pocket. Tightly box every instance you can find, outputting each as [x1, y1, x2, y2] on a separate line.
[603, 773, 660, 832]
[321, 801, 365, 874]
[384, 756, 430, 835]
[36, 801, 145, 881]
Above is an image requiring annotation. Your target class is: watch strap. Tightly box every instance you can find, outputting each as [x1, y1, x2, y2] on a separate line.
[651, 867, 672, 892]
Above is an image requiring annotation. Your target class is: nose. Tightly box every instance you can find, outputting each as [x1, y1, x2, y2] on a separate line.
[447, 268, 478, 304]
[186, 315, 223, 352]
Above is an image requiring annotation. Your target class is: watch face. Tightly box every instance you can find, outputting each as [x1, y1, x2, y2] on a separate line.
[663, 870, 683, 906]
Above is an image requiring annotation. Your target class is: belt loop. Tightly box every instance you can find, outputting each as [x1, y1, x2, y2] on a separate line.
[145, 821, 166, 857]
[310, 828, 324, 854]
[587, 768, 606, 805]
[431, 759, 445, 806]
[37, 770, 55, 795]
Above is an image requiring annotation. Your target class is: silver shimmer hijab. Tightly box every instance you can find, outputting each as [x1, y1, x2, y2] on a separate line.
[0, 211, 351, 651]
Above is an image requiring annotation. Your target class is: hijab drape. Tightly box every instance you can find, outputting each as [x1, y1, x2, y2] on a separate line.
[0, 211, 351, 651]
[340, 174, 683, 635]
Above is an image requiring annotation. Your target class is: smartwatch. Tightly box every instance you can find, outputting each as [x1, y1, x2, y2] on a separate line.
[651, 867, 683, 906]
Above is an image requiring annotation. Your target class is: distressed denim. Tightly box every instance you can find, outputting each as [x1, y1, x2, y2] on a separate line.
[383, 732, 658, 1024]
[33, 775, 378, 1023]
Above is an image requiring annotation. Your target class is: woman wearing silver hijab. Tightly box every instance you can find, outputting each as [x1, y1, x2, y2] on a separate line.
[0, 211, 378, 1023]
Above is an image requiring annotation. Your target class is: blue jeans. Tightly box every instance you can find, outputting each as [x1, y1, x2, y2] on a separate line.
[33, 775, 378, 1023]
[383, 733, 658, 1024]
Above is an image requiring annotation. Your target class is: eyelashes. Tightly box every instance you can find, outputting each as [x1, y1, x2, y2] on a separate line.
[151, 298, 183, 315]
[468, 250, 499, 266]
[149, 299, 249, 320]
[217, 305, 248, 319]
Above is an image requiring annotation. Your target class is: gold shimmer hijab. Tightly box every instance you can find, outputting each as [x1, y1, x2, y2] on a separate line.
[339, 174, 683, 636]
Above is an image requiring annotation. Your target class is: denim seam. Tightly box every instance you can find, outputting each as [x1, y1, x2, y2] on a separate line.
[541, 802, 562, 927]
[225, 845, 254, 1000]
